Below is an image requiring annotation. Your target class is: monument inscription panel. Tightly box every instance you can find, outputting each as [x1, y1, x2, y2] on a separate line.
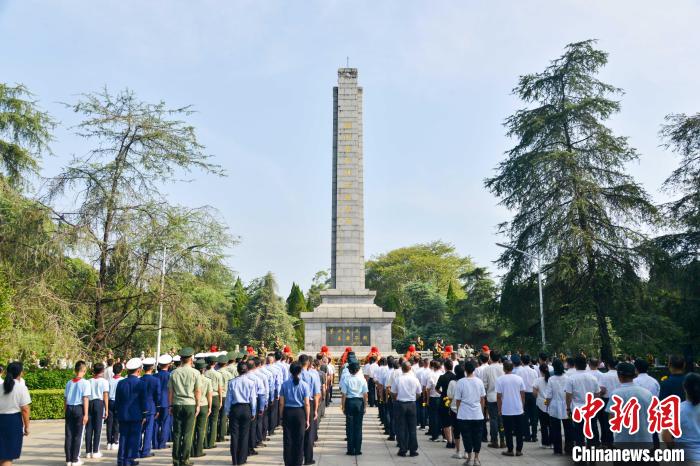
[326, 326, 370, 346]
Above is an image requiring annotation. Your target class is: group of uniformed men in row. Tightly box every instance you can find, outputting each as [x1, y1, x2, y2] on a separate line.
[63, 345, 335, 466]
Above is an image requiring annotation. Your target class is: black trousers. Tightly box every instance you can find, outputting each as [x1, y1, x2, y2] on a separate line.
[268, 398, 279, 434]
[106, 402, 119, 444]
[537, 407, 551, 446]
[523, 393, 538, 440]
[303, 399, 316, 463]
[367, 379, 376, 407]
[385, 397, 393, 435]
[428, 397, 441, 439]
[458, 419, 482, 454]
[65, 404, 85, 463]
[229, 403, 251, 465]
[258, 405, 268, 444]
[396, 401, 418, 454]
[487, 401, 504, 443]
[549, 416, 573, 454]
[598, 399, 613, 446]
[344, 398, 364, 454]
[502, 414, 524, 453]
[85, 399, 104, 454]
[249, 413, 257, 451]
[283, 408, 306, 466]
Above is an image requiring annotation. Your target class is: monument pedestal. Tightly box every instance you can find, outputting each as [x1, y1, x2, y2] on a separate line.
[301, 289, 395, 354]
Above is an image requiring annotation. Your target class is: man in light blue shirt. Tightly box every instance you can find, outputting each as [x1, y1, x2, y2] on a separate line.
[300, 354, 321, 464]
[225, 363, 256, 465]
[605, 362, 654, 446]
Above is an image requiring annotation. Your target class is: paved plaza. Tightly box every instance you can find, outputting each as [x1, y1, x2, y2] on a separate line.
[20, 405, 568, 466]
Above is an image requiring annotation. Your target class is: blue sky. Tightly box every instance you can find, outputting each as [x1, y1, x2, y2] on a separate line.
[1, 1, 699, 294]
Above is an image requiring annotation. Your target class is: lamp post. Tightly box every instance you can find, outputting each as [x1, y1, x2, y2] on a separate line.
[155, 246, 167, 362]
[496, 242, 546, 349]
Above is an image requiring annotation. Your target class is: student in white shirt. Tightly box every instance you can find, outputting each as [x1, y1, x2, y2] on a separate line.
[446, 365, 464, 459]
[106, 362, 123, 450]
[496, 359, 525, 456]
[482, 351, 505, 448]
[598, 358, 619, 447]
[544, 359, 572, 455]
[564, 355, 600, 448]
[85, 363, 110, 459]
[455, 361, 486, 466]
[513, 354, 539, 442]
[426, 360, 442, 441]
[390, 362, 421, 457]
[532, 363, 551, 449]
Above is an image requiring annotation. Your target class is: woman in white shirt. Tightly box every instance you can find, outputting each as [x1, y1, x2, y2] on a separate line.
[0, 362, 31, 465]
[532, 363, 551, 449]
[446, 364, 465, 459]
[544, 359, 571, 455]
[455, 361, 486, 466]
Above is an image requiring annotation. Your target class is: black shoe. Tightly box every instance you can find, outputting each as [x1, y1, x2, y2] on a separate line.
[410, 451, 419, 457]
[356, 452, 362, 455]
[346, 452, 354, 456]
[397, 451, 407, 457]
[304, 461, 316, 465]
[249, 449, 258, 455]
[387, 436, 395, 441]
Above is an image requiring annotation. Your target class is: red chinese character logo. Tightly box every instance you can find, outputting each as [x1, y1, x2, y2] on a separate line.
[572, 392, 604, 439]
[608, 395, 640, 435]
[648, 395, 682, 438]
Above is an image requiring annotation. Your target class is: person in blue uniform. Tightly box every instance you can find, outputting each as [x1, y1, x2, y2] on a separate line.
[138, 358, 160, 458]
[153, 354, 172, 450]
[224, 361, 257, 465]
[64, 360, 90, 466]
[280, 362, 311, 466]
[115, 358, 146, 466]
[340, 361, 368, 456]
[299, 355, 321, 465]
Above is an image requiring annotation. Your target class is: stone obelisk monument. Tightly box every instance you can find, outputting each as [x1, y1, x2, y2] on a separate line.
[302, 68, 394, 354]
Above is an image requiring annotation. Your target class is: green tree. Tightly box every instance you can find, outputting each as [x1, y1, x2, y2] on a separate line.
[242, 273, 296, 350]
[0, 83, 54, 189]
[446, 280, 458, 315]
[228, 277, 248, 342]
[657, 112, 700, 262]
[453, 267, 500, 345]
[48, 88, 226, 352]
[286, 282, 307, 347]
[305, 270, 330, 311]
[485, 40, 657, 361]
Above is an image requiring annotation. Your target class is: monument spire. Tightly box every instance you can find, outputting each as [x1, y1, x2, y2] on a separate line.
[302, 68, 395, 355]
[331, 67, 365, 291]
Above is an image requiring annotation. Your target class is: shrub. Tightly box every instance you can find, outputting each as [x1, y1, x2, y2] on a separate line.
[30, 389, 65, 420]
[22, 369, 74, 390]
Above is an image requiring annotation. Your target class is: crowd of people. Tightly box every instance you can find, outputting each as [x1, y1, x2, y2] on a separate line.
[0, 342, 699, 466]
[352, 344, 700, 465]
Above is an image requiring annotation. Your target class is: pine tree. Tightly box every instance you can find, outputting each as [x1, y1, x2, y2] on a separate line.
[485, 40, 657, 361]
[243, 272, 296, 350]
[658, 112, 700, 262]
[286, 283, 307, 347]
[228, 277, 248, 342]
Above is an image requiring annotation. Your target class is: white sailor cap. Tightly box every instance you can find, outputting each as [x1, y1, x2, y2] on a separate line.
[125, 358, 143, 370]
[173, 355, 181, 362]
[142, 357, 156, 366]
[158, 354, 173, 365]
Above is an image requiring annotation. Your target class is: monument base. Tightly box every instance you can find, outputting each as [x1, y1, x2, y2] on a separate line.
[301, 289, 395, 354]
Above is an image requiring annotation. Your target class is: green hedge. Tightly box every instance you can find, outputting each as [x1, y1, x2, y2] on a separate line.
[30, 389, 65, 420]
[23, 369, 74, 390]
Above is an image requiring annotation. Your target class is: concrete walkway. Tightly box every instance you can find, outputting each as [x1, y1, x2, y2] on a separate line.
[19, 406, 568, 465]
